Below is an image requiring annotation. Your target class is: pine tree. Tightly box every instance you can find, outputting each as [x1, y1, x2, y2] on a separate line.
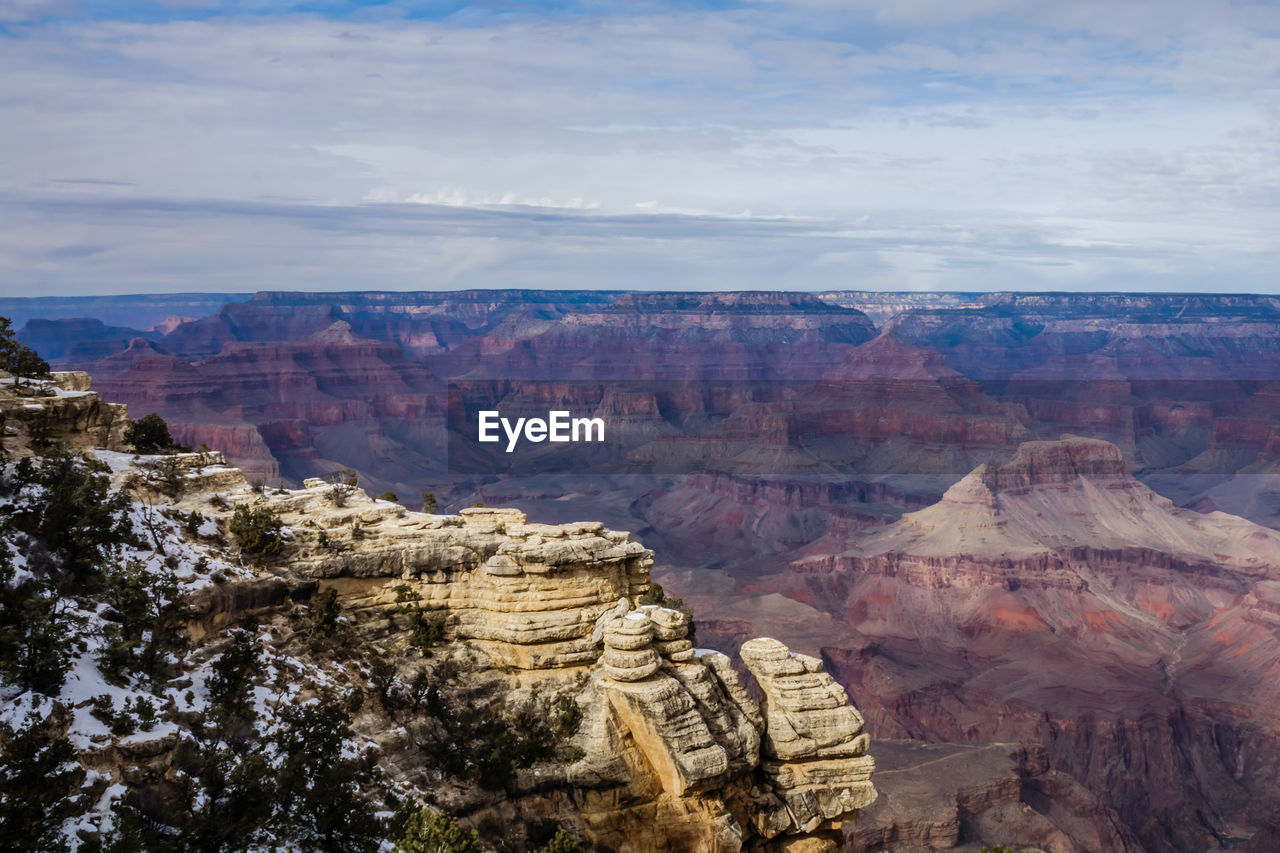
[0, 315, 51, 388]
[396, 810, 482, 853]
[270, 693, 383, 851]
[3, 451, 135, 590]
[107, 626, 274, 852]
[0, 709, 83, 853]
[9, 346, 51, 388]
[124, 413, 176, 455]
[0, 545, 78, 695]
[98, 557, 190, 687]
[206, 626, 261, 733]
[160, 740, 275, 852]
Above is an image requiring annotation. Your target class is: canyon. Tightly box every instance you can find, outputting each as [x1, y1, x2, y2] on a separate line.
[12, 290, 1280, 850]
[1, 372, 878, 851]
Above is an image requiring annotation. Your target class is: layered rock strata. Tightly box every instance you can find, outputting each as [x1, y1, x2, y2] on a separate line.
[782, 436, 1280, 851]
[0, 370, 130, 453]
[741, 638, 876, 837]
[168, 470, 877, 851]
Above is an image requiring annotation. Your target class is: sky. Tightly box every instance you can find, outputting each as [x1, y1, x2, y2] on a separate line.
[1, 0, 1279, 294]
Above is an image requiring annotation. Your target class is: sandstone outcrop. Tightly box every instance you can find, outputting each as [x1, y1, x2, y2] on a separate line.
[168, 471, 877, 851]
[0, 370, 130, 454]
[740, 638, 875, 836]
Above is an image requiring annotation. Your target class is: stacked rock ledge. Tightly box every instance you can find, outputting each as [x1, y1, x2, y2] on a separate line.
[157, 460, 876, 851]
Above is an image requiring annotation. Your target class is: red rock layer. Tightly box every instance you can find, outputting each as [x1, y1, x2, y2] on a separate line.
[775, 438, 1280, 851]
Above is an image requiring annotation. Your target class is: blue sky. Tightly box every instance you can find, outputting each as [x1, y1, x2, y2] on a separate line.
[2, 0, 1279, 294]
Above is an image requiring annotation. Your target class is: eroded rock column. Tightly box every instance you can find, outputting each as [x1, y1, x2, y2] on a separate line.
[740, 637, 877, 839]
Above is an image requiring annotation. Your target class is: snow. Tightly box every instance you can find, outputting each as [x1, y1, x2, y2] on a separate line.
[2, 445, 386, 850]
[86, 448, 142, 474]
[60, 652, 143, 749]
[118, 721, 179, 745]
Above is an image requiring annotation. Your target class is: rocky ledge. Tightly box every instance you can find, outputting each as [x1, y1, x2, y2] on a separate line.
[166, 464, 878, 851]
[0, 370, 130, 453]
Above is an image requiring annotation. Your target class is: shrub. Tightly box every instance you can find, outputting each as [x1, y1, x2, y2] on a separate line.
[90, 694, 137, 737]
[0, 709, 83, 853]
[145, 455, 186, 496]
[183, 511, 206, 539]
[309, 587, 342, 639]
[124, 412, 177, 455]
[229, 504, 284, 564]
[418, 491, 438, 514]
[408, 608, 445, 656]
[378, 491, 399, 503]
[326, 469, 359, 507]
[396, 810, 482, 853]
[395, 586, 445, 656]
[3, 450, 136, 590]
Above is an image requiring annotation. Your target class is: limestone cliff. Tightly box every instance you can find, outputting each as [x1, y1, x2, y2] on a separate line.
[0, 367, 858, 850]
[0, 372, 878, 850]
[0, 370, 130, 454]
[166, 466, 878, 851]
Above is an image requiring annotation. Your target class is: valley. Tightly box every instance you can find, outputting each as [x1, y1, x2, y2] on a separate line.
[14, 289, 1280, 851]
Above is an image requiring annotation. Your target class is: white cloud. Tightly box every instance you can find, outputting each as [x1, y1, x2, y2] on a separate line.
[0, 0, 73, 23]
[1, 1, 1279, 292]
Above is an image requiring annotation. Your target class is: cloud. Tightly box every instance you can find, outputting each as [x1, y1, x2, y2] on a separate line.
[0, 0, 74, 23]
[5, 190, 1274, 295]
[1, 1, 1279, 293]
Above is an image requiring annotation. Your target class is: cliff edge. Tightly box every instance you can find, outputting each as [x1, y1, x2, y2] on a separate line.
[0, 371, 876, 852]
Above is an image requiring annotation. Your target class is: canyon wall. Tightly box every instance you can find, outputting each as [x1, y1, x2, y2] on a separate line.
[14, 290, 1280, 850]
[171, 463, 879, 851]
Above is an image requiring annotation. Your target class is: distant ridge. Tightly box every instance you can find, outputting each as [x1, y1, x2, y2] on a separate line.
[0, 292, 252, 329]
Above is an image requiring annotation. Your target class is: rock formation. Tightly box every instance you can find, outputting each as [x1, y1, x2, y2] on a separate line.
[741, 638, 875, 836]
[0, 370, 130, 453]
[780, 436, 1280, 851]
[161, 461, 878, 851]
[22, 289, 1280, 850]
